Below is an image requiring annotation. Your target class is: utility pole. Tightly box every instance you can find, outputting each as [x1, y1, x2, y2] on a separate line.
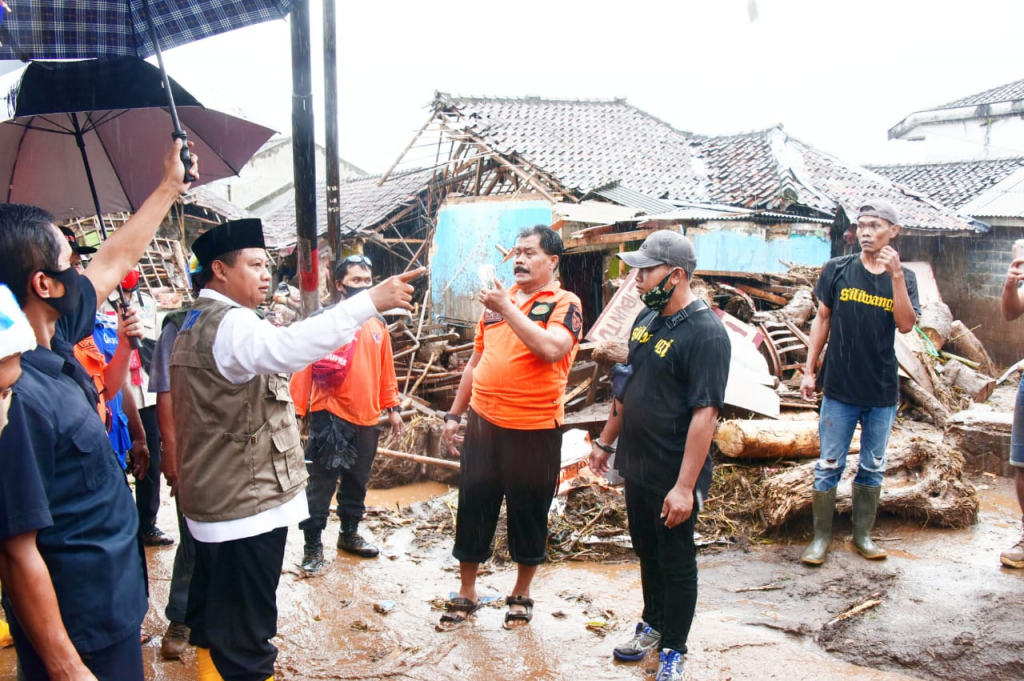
[290, 0, 319, 317]
[323, 0, 342, 304]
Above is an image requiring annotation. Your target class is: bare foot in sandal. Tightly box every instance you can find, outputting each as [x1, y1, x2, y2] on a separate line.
[503, 595, 534, 629]
[437, 597, 481, 632]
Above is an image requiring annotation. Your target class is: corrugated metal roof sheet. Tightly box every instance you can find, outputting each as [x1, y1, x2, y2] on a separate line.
[592, 183, 676, 214]
[960, 168, 1024, 218]
[641, 205, 830, 224]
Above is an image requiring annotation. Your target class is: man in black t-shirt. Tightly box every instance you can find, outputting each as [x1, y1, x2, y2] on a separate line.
[800, 199, 919, 566]
[590, 231, 730, 681]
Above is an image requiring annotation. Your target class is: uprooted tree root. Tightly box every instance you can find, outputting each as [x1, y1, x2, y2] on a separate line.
[761, 435, 979, 530]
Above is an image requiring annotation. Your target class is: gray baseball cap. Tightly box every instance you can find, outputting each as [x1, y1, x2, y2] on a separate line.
[858, 199, 900, 226]
[616, 230, 697, 272]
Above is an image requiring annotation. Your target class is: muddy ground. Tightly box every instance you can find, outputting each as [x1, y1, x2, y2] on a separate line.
[2, 477, 1023, 680]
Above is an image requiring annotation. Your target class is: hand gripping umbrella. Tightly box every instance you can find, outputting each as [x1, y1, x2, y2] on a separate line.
[0, 57, 276, 342]
[0, 0, 298, 181]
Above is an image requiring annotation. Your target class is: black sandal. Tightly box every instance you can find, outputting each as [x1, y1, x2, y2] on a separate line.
[503, 595, 534, 629]
[437, 597, 481, 631]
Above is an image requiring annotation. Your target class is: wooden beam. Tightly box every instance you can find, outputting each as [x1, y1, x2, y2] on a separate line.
[378, 112, 436, 186]
[473, 156, 484, 195]
[735, 283, 788, 306]
[371, 204, 416, 234]
[483, 169, 501, 195]
[577, 227, 661, 246]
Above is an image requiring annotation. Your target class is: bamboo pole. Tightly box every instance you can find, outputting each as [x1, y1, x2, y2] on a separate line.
[377, 447, 459, 470]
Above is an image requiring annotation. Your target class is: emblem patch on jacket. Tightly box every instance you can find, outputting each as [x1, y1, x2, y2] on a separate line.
[528, 301, 555, 323]
[181, 309, 203, 330]
[565, 302, 583, 340]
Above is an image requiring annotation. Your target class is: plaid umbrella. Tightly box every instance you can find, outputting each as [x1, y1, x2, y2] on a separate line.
[0, 0, 297, 60]
[0, 0, 297, 182]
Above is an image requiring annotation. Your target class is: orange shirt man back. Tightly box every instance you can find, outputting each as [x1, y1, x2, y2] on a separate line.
[290, 256, 404, 570]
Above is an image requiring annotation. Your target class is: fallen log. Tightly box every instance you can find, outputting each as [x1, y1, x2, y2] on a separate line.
[941, 359, 996, 403]
[918, 301, 953, 350]
[900, 377, 950, 428]
[947, 321, 996, 377]
[714, 419, 860, 460]
[593, 339, 627, 365]
[756, 287, 816, 327]
[760, 436, 979, 529]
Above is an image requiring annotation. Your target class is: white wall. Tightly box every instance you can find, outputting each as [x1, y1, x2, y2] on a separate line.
[894, 116, 1024, 163]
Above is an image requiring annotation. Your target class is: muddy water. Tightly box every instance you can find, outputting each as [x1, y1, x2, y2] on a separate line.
[2, 478, 1022, 680]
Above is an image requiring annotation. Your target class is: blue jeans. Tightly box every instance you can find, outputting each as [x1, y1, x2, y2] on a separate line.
[1011, 379, 1024, 468]
[813, 396, 897, 492]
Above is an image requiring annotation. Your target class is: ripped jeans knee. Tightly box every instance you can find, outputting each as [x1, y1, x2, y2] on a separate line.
[814, 397, 897, 491]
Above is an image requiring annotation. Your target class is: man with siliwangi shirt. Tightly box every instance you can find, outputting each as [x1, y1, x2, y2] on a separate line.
[800, 199, 919, 566]
[439, 225, 584, 631]
[291, 254, 405, 572]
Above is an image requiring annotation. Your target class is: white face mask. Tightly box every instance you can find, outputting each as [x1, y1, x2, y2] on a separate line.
[0, 391, 11, 438]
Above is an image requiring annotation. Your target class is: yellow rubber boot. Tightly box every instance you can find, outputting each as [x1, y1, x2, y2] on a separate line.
[197, 647, 225, 681]
[197, 647, 274, 681]
[0, 618, 12, 648]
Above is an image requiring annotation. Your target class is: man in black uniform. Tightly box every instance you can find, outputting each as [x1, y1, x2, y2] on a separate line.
[800, 199, 919, 565]
[590, 230, 730, 681]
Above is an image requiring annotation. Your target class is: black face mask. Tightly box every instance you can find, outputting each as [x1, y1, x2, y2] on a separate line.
[39, 267, 82, 318]
[340, 283, 371, 298]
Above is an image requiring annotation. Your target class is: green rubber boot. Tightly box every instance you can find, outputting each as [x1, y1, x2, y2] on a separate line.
[801, 487, 836, 565]
[851, 483, 887, 560]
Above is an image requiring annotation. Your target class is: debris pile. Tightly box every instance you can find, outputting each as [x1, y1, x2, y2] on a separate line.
[361, 260, 1010, 548]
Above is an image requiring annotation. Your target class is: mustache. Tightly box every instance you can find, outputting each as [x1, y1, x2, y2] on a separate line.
[514, 266, 529, 274]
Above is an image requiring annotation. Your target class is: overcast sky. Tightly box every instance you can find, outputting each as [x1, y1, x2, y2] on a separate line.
[157, 0, 1024, 175]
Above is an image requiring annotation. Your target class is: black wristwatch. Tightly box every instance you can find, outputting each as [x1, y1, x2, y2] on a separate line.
[594, 438, 616, 454]
[387, 406, 402, 413]
[443, 412, 462, 424]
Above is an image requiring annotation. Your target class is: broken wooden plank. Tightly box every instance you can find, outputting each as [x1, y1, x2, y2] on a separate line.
[735, 283, 788, 306]
[575, 227, 662, 247]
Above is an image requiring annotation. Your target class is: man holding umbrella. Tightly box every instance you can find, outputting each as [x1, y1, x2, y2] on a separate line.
[0, 141, 196, 680]
[171, 219, 423, 681]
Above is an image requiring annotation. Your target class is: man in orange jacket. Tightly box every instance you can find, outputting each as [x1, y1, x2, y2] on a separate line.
[291, 255, 404, 571]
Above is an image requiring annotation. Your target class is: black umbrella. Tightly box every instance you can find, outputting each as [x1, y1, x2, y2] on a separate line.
[1, 57, 275, 220]
[0, 57, 276, 342]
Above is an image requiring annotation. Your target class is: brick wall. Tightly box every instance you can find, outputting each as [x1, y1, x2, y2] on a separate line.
[899, 227, 1024, 367]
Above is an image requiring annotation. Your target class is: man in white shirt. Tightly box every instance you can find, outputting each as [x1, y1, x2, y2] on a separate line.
[170, 219, 423, 680]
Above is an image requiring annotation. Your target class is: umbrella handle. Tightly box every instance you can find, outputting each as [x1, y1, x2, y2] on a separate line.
[117, 290, 143, 351]
[173, 130, 195, 183]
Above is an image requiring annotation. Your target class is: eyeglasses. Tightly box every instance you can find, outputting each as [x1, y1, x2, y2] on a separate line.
[343, 254, 372, 268]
